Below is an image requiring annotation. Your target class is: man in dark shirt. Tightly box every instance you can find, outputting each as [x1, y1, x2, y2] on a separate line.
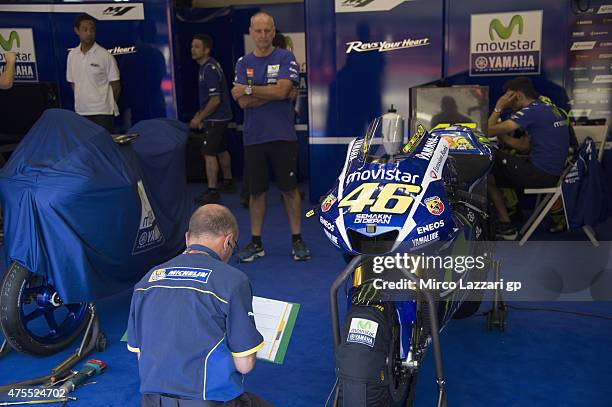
[128, 204, 270, 406]
[231, 12, 310, 262]
[190, 34, 234, 205]
[487, 76, 570, 240]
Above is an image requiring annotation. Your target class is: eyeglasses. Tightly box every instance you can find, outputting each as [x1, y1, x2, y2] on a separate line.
[227, 237, 238, 254]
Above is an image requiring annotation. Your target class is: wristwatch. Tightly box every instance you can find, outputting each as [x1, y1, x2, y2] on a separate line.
[493, 107, 502, 113]
[245, 85, 253, 96]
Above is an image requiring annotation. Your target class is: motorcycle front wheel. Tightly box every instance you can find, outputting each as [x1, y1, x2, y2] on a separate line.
[336, 302, 417, 407]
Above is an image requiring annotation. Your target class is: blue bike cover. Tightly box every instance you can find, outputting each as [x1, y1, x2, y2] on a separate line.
[0, 109, 192, 303]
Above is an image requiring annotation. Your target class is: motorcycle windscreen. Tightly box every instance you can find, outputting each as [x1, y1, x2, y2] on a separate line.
[0, 109, 186, 303]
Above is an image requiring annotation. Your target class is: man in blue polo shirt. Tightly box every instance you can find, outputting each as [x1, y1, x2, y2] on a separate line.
[190, 34, 234, 205]
[231, 11, 310, 263]
[127, 204, 270, 406]
[487, 76, 570, 240]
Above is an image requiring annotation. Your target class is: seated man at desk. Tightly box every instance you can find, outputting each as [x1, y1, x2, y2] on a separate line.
[486, 77, 570, 240]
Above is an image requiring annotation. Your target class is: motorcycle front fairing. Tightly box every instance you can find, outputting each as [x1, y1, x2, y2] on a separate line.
[318, 120, 457, 256]
[317, 119, 494, 361]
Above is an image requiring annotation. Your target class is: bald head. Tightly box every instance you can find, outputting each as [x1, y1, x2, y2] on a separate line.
[250, 12, 276, 54]
[188, 204, 238, 240]
[250, 11, 275, 28]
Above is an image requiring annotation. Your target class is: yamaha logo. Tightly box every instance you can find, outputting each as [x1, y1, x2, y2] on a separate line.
[475, 56, 488, 69]
[103, 6, 135, 17]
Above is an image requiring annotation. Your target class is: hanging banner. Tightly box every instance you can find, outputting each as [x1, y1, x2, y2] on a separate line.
[469, 10, 543, 76]
[0, 3, 145, 21]
[566, 2, 612, 125]
[0, 28, 38, 81]
[334, 0, 412, 13]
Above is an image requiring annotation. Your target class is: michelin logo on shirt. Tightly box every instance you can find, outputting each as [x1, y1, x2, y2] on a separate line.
[149, 267, 212, 284]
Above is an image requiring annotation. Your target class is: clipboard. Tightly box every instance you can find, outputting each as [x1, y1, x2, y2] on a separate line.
[252, 296, 300, 364]
[121, 296, 300, 365]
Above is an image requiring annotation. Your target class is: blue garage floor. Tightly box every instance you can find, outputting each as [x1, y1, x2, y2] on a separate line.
[1, 183, 611, 406]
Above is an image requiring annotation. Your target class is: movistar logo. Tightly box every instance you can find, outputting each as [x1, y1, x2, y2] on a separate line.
[0, 31, 20, 52]
[489, 15, 524, 40]
[357, 320, 372, 330]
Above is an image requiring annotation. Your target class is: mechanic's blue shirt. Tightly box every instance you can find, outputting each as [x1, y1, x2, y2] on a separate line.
[198, 57, 232, 122]
[127, 244, 264, 401]
[510, 100, 569, 176]
[234, 48, 299, 145]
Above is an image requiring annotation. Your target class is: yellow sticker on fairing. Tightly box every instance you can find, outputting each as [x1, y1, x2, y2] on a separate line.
[402, 123, 427, 153]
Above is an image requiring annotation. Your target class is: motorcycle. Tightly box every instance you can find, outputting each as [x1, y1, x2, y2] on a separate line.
[0, 109, 192, 360]
[311, 114, 497, 406]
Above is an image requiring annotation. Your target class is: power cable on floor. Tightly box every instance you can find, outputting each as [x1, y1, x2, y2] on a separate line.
[479, 305, 612, 320]
[324, 377, 338, 407]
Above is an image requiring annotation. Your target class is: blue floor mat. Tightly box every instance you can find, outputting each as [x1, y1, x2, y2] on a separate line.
[1, 183, 611, 406]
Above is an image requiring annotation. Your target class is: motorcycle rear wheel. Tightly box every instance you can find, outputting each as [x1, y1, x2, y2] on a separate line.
[453, 203, 495, 319]
[0, 262, 91, 356]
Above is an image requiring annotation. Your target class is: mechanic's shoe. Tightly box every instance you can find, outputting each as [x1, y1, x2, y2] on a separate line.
[292, 239, 311, 261]
[495, 222, 518, 241]
[222, 179, 235, 193]
[508, 208, 524, 224]
[549, 222, 567, 233]
[195, 189, 220, 205]
[237, 242, 265, 263]
[549, 214, 567, 233]
[239, 195, 249, 209]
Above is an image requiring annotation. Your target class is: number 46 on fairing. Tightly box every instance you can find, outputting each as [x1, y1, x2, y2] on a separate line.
[338, 182, 422, 214]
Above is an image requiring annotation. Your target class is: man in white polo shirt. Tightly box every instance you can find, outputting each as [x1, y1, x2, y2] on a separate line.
[67, 13, 120, 133]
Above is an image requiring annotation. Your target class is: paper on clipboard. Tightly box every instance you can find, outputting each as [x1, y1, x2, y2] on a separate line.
[252, 296, 300, 364]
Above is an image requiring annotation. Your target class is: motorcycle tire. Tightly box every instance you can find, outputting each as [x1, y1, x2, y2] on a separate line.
[453, 203, 495, 320]
[0, 262, 91, 356]
[387, 324, 411, 406]
[336, 303, 416, 407]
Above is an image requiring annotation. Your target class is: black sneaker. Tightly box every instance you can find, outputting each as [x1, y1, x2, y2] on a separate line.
[239, 195, 249, 209]
[549, 217, 567, 233]
[237, 242, 265, 262]
[495, 222, 518, 241]
[222, 180, 235, 193]
[509, 208, 524, 224]
[195, 189, 220, 205]
[292, 239, 311, 261]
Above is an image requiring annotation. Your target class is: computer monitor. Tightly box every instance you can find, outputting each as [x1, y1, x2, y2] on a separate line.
[410, 85, 489, 134]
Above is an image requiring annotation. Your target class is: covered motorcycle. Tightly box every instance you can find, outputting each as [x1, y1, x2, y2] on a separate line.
[0, 109, 192, 355]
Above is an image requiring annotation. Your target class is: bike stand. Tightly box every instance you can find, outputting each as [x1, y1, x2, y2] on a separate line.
[329, 256, 447, 407]
[47, 303, 107, 383]
[485, 260, 507, 331]
[0, 303, 107, 390]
